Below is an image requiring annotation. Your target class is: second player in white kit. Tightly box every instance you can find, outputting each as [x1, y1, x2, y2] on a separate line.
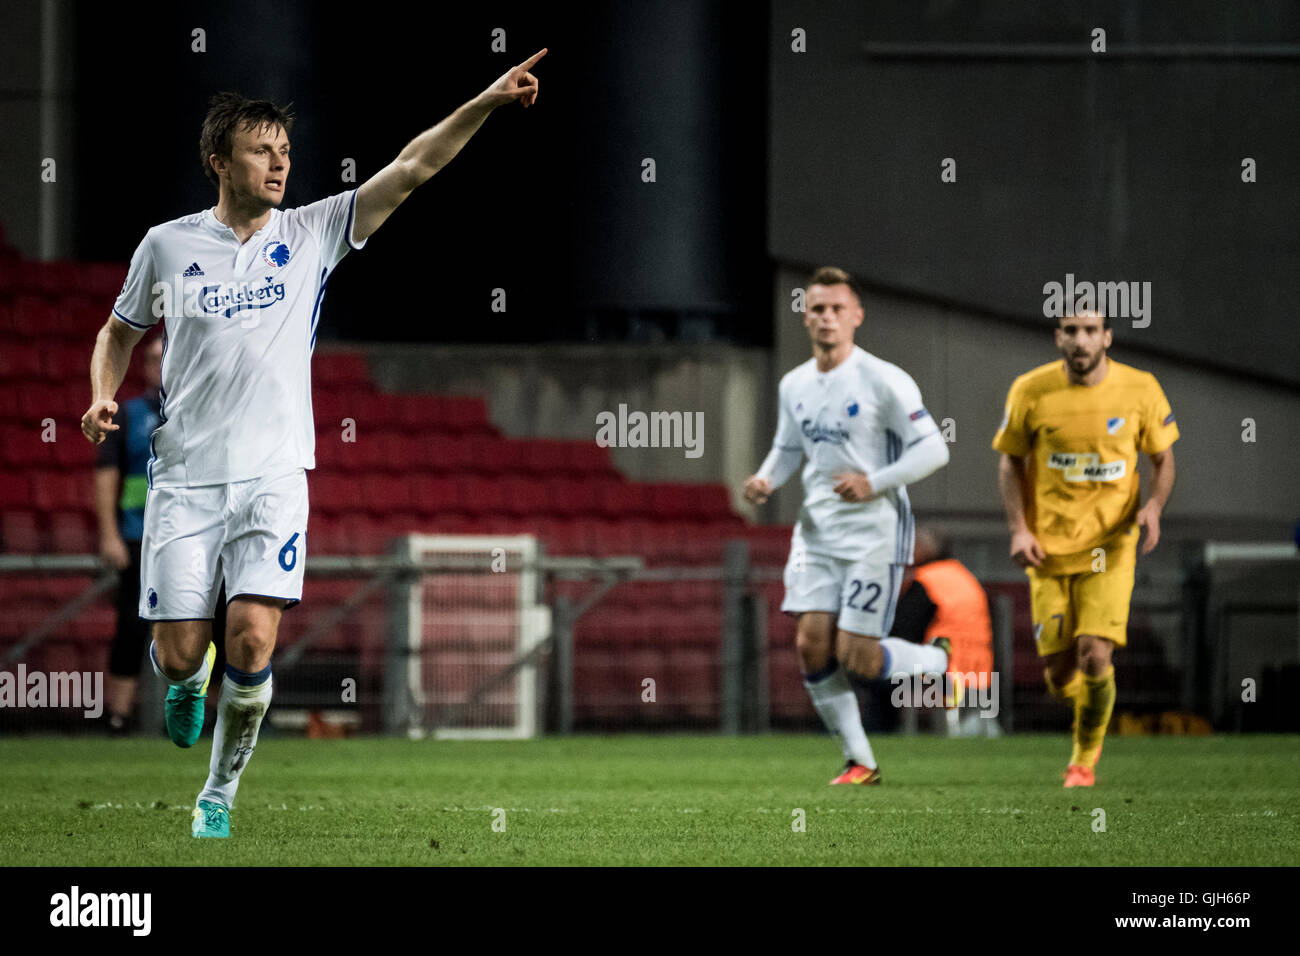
[744, 267, 950, 785]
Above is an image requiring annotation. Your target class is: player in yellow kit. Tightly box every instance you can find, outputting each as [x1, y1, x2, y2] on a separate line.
[993, 310, 1177, 787]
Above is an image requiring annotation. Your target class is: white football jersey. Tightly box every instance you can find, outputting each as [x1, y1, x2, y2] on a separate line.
[768, 346, 941, 562]
[112, 191, 366, 487]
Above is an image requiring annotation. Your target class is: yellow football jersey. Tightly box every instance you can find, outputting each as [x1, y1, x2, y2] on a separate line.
[992, 359, 1179, 574]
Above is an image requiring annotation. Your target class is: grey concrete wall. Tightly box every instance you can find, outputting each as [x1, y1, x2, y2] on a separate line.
[769, 0, 1300, 386]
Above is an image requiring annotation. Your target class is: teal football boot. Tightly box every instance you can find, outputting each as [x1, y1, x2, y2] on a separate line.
[165, 641, 216, 748]
[191, 800, 230, 838]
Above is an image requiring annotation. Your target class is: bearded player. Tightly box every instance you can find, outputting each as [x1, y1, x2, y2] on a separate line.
[744, 267, 951, 785]
[993, 309, 1177, 788]
[80, 50, 546, 837]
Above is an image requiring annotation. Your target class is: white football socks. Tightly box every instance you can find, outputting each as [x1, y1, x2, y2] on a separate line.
[805, 665, 876, 769]
[878, 638, 946, 679]
[149, 640, 210, 690]
[198, 666, 272, 811]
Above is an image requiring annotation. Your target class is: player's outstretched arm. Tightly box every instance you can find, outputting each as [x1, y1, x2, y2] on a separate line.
[353, 48, 547, 243]
[82, 317, 144, 445]
[1136, 447, 1175, 555]
[997, 453, 1045, 568]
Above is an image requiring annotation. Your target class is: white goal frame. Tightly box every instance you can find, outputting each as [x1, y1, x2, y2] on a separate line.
[401, 534, 551, 740]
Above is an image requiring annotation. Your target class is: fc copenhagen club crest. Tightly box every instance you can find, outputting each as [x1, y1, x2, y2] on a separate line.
[261, 241, 291, 268]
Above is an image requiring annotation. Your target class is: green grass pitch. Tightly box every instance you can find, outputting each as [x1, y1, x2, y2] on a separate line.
[1, 734, 1296, 866]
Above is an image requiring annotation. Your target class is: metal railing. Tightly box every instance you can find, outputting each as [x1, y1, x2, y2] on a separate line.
[5, 538, 1290, 733]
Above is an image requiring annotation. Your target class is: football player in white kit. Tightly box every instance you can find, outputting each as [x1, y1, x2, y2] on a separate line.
[80, 50, 546, 838]
[743, 267, 951, 785]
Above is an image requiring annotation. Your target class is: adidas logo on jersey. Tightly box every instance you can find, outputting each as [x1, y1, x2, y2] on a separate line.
[182, 262, 205, 277]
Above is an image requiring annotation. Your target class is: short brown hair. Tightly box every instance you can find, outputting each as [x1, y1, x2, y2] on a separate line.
[199, 92, 295, 188]
[808, 266, 863, 306]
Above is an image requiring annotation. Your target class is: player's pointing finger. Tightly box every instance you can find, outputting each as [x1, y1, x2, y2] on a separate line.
[519, 48, 548, 71]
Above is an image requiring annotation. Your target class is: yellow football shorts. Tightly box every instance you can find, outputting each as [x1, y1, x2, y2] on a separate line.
[1027, 562, 1135, 655]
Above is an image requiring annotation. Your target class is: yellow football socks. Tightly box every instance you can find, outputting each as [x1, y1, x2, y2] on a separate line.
[1070, 666, 1116, 768]
[1044, 669, 1084, 705]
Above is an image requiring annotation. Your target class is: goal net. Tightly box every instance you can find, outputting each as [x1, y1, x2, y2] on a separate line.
[391, 534, 551, 739]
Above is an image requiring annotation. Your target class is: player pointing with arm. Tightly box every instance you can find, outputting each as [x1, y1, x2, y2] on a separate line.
[744, 267, 950, 785]
[993, 309, 1177, 788]
[80, 50, 545, 838]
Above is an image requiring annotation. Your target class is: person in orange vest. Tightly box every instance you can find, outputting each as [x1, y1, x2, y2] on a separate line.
[890, 526, 997, 735]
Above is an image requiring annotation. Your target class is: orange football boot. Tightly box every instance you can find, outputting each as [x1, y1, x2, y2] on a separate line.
[1063, 764, 1096, 788]
[830, 762, 881, 785]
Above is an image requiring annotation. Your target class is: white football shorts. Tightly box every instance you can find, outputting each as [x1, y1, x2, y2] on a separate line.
[139, 468, 309, 620]
[780, 547, 905, 637]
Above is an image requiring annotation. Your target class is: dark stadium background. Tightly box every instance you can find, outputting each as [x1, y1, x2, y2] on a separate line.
[1, 0, 1297, 739]
[70, 1, 771, 347]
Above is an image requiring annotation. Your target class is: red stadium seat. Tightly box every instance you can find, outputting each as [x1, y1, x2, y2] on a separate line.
[515, 439, 564, 476]
[584, 517, 642, 557]
[543, 518, 594, 556]
[563, 441, 617, 477]
[52, 435, 95, 468]
[41, 342, 90, 381]
[0, 510, 41, 552]
[688, 484, 735, 519]
[381, 433, 423, 473]
[335, 513, 389, 555]
[0, 342, 43, 379]
[394, 394, 441, 431]
[518, 516, 563, 546]
[312, 390, 347, 428]
[350, 430, 392, 472]
[646, 483, 702, 520]
[13, 296, 57, 332]
[48, 511, 94, 553]
[18, 383, 68, 424]
[381, 512, 427, 541]
[0, 390, 27, 426]
[597, 481, 648, 518]
[326, 437, 365, 473]
[30, 471, 81, 512]
[456, 476, 507, 516]
[359, 474, 413, 515]
[312, 433, 343, 470]
[305, 512, 347, 554]
[312, 351, 370, 388]
[410, 475, 462, 517]
[307, 473, 354, 516]
[34, 261, 83, 298]
[426, 436, 472, 473]
[440, 396, 492, 434]
[67, 604, 115, 641]
[352, 391, 396, 429]
[320, 388, 382, 431]
[430, 514, 476, 535]
[1, 470, 35, 508]
[47, 296, 98, 340]
[499, 476, 549, 516]
[743, 524, 793, 565]
[79, 262, 128, 299]
[543, 477, 598, 518]
[483, 437, 522, 475]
